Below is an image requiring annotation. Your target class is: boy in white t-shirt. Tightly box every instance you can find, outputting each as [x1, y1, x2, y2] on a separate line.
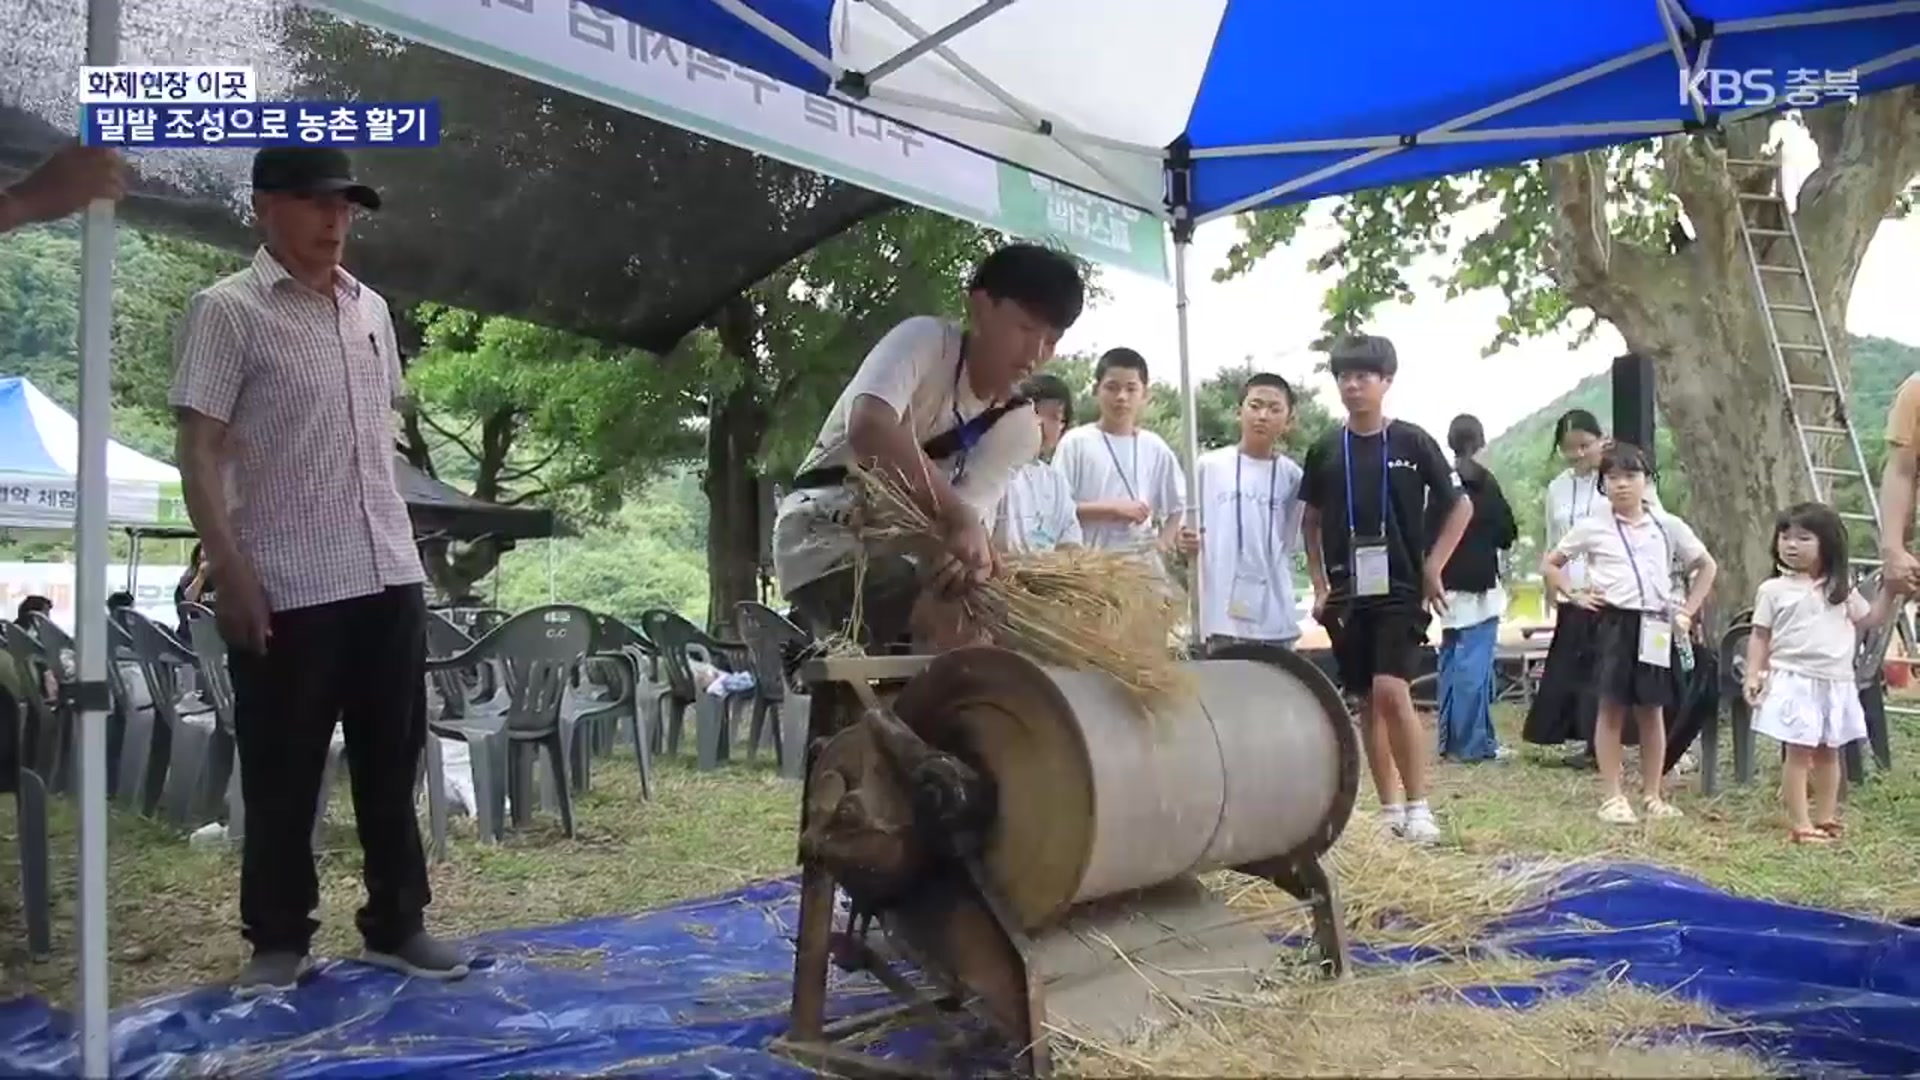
[1196, 373, 1305, 653]
[994, 373, 1083, 554]
[772, 243, 1086, 649]
[1052, 347, 1198, 573]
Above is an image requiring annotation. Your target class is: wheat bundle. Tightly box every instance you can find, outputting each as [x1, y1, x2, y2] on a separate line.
[845, 465, 1192, 703]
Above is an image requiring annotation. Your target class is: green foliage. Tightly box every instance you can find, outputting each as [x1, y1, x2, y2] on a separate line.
[0, 222, 244, 461]
[490, 468, 712, 625]
[1483, 333, 1916, 562]
[1217, 142, 1679, 355]
[1043, 354, 1337, 465]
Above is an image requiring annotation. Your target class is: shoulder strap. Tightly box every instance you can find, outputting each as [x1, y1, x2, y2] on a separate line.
[790, 396, 1031, 492]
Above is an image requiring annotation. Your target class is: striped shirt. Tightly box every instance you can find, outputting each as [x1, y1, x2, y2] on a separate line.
[168, 246, 423, 613]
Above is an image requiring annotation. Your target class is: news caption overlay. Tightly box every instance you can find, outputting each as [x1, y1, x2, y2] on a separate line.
[80, 66, 439, 148]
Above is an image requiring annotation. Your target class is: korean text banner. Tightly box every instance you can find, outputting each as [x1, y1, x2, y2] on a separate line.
[308, 0, 1170, 280]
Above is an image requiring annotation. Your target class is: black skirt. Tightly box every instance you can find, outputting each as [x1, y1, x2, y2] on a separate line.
[1522, 603, 1601, 745]
[1589, 605, 1677, 710]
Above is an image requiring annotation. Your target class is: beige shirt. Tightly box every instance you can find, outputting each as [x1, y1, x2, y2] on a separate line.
[1753, 574, 1869, 682]
[168, 247, 424, 613]
[1555, 508, 1707, 613]
[1888, 373, 1920, 448]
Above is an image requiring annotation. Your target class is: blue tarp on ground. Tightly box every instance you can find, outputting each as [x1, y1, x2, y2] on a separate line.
[2, 863, 1917, 1077]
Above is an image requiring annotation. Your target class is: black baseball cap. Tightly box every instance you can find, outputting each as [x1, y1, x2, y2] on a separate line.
[1327, 333, 1398, 377]
[251, 147, 381, 210]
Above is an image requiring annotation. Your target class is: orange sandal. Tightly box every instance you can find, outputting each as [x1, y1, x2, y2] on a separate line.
[1814, 821, 1844, 838]
[1790, 827, 1835, 845]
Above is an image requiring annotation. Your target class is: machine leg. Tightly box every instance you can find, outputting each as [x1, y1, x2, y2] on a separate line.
[1264, 857, 1350, 978]
[789, 864, 837, 1040]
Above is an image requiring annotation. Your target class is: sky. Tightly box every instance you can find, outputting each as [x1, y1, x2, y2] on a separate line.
[1056, 130, 1920, 444]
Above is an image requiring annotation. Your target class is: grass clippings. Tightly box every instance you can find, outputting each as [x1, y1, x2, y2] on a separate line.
[846, 464, 1190, 702]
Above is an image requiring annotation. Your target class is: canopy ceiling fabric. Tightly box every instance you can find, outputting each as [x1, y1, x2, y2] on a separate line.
[583, 0, 1920, 222]
[0, 0, 898, 354]
[394, 456, 559, 542]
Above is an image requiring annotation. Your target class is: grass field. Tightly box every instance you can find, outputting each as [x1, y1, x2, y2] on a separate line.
[2, 701, 1916, 1074]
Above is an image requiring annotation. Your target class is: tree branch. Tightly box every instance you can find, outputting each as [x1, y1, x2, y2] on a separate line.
[1795, 89, 1920, 296]
[419, 409, 482, 465]
[1541, 151, 1674, 327]
[497, 445, 562, 485]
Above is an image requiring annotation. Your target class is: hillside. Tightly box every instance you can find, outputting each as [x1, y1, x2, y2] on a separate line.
[1485, 334, 1917, 557]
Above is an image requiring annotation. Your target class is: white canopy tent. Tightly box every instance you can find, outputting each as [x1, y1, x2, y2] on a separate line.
[0, 377, 189, 534]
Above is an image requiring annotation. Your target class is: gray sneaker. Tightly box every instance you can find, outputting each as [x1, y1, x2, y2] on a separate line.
[234, 951, 313, 999]
[362, 932, 471, 980]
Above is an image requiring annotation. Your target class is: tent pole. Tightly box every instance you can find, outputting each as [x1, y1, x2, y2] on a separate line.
[1172, 226, 1202, 653]
[76, 0, 122, 1073]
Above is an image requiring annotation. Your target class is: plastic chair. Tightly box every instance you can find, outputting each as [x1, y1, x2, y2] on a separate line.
[639, 608, 751, 770]
[424, 605, 594, 849]
[0, 646, 50, 958]
[734, 601, 814, 777]
[182, 606, 341, 850]
[0, 624, 65, 794]
[23, 614, 77, 794]
[573, 613, 663, 800]
[117, 609, 228, 828]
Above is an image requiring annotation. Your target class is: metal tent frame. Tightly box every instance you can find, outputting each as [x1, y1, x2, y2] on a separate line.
[683, 0, 1917, 632]
[56, 0, 1916, 1074]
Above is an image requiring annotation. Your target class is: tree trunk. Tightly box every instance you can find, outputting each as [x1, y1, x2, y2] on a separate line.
[704, 380, 770, 636]
[418, 536, 508, 603]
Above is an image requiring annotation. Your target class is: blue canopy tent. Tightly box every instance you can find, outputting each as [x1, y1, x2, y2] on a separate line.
[52, 0, 1917, 1072]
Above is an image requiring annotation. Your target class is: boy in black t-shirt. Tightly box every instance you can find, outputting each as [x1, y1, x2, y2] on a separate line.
[1301, 335, 1472, 844]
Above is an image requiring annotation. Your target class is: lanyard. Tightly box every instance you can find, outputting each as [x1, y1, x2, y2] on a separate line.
[947, 335, 985, 484]
[1101, 431, 1141, 502]
[1236, 452, 1279, 572]
[1573, 471, 1596, 522]
[1612, 515, 1671, 612]
[1342, 424, 1391, 538]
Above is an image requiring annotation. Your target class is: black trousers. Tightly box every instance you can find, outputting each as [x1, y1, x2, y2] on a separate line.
[227, 585, 431, 955]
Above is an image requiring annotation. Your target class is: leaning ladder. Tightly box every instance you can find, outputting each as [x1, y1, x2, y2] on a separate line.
[1728, 154, 1914, 727]
[1727, 155, 1883, 560]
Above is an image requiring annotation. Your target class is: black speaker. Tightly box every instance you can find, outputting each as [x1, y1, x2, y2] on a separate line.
[1612, 353, 1656, 470]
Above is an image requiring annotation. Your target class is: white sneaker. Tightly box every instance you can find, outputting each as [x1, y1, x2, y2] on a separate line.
[1378, 806, 1407, 836]
[1400, 809, 1442, 844]
[1493, 745, 1516, 761]
[1597, 795, 1638, 825]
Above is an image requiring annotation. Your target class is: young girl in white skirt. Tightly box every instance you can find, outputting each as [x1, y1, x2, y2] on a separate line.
[1743, 502, 1898, 845]
[1542, 443, 1718, 825]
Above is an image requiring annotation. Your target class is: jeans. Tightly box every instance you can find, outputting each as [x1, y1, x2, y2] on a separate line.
[1438, 615, 1501, 761]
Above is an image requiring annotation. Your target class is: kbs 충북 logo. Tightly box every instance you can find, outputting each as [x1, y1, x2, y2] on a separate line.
[1678, 67, 1859, 110]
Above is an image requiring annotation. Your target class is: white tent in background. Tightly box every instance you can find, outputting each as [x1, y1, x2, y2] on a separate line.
[0, 377, 190, 533]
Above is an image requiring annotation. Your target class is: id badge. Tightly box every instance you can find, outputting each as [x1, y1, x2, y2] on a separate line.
[1354, 542, 1391, 598]
[1228, 572, 1269, 623]
[1637, 616, 1673, 668]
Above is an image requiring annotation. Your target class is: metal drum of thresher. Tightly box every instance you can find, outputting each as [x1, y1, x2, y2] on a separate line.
[888, 645, 1359, 931]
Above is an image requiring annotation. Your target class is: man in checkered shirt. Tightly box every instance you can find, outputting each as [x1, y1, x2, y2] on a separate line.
[170, 147, 468, 997]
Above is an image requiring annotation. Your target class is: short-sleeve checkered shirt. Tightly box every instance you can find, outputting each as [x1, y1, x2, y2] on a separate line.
[168, 247, 424, 613]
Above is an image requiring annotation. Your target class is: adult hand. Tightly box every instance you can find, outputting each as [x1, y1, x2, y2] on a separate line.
[1884, 548, 1920, 594]
[1118, 500, 1152, 526]
[1672, 608, 1694, 638]
[1422, 567, 1449, 616]
[1172, 524, 1201, 557]
[1311, 590, 1329, 624]
[1742, 671, 1766, 708]
[1567, 587, 1603, 612]
[5, 145, 126, 225]
[214, 557, 272, 655]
